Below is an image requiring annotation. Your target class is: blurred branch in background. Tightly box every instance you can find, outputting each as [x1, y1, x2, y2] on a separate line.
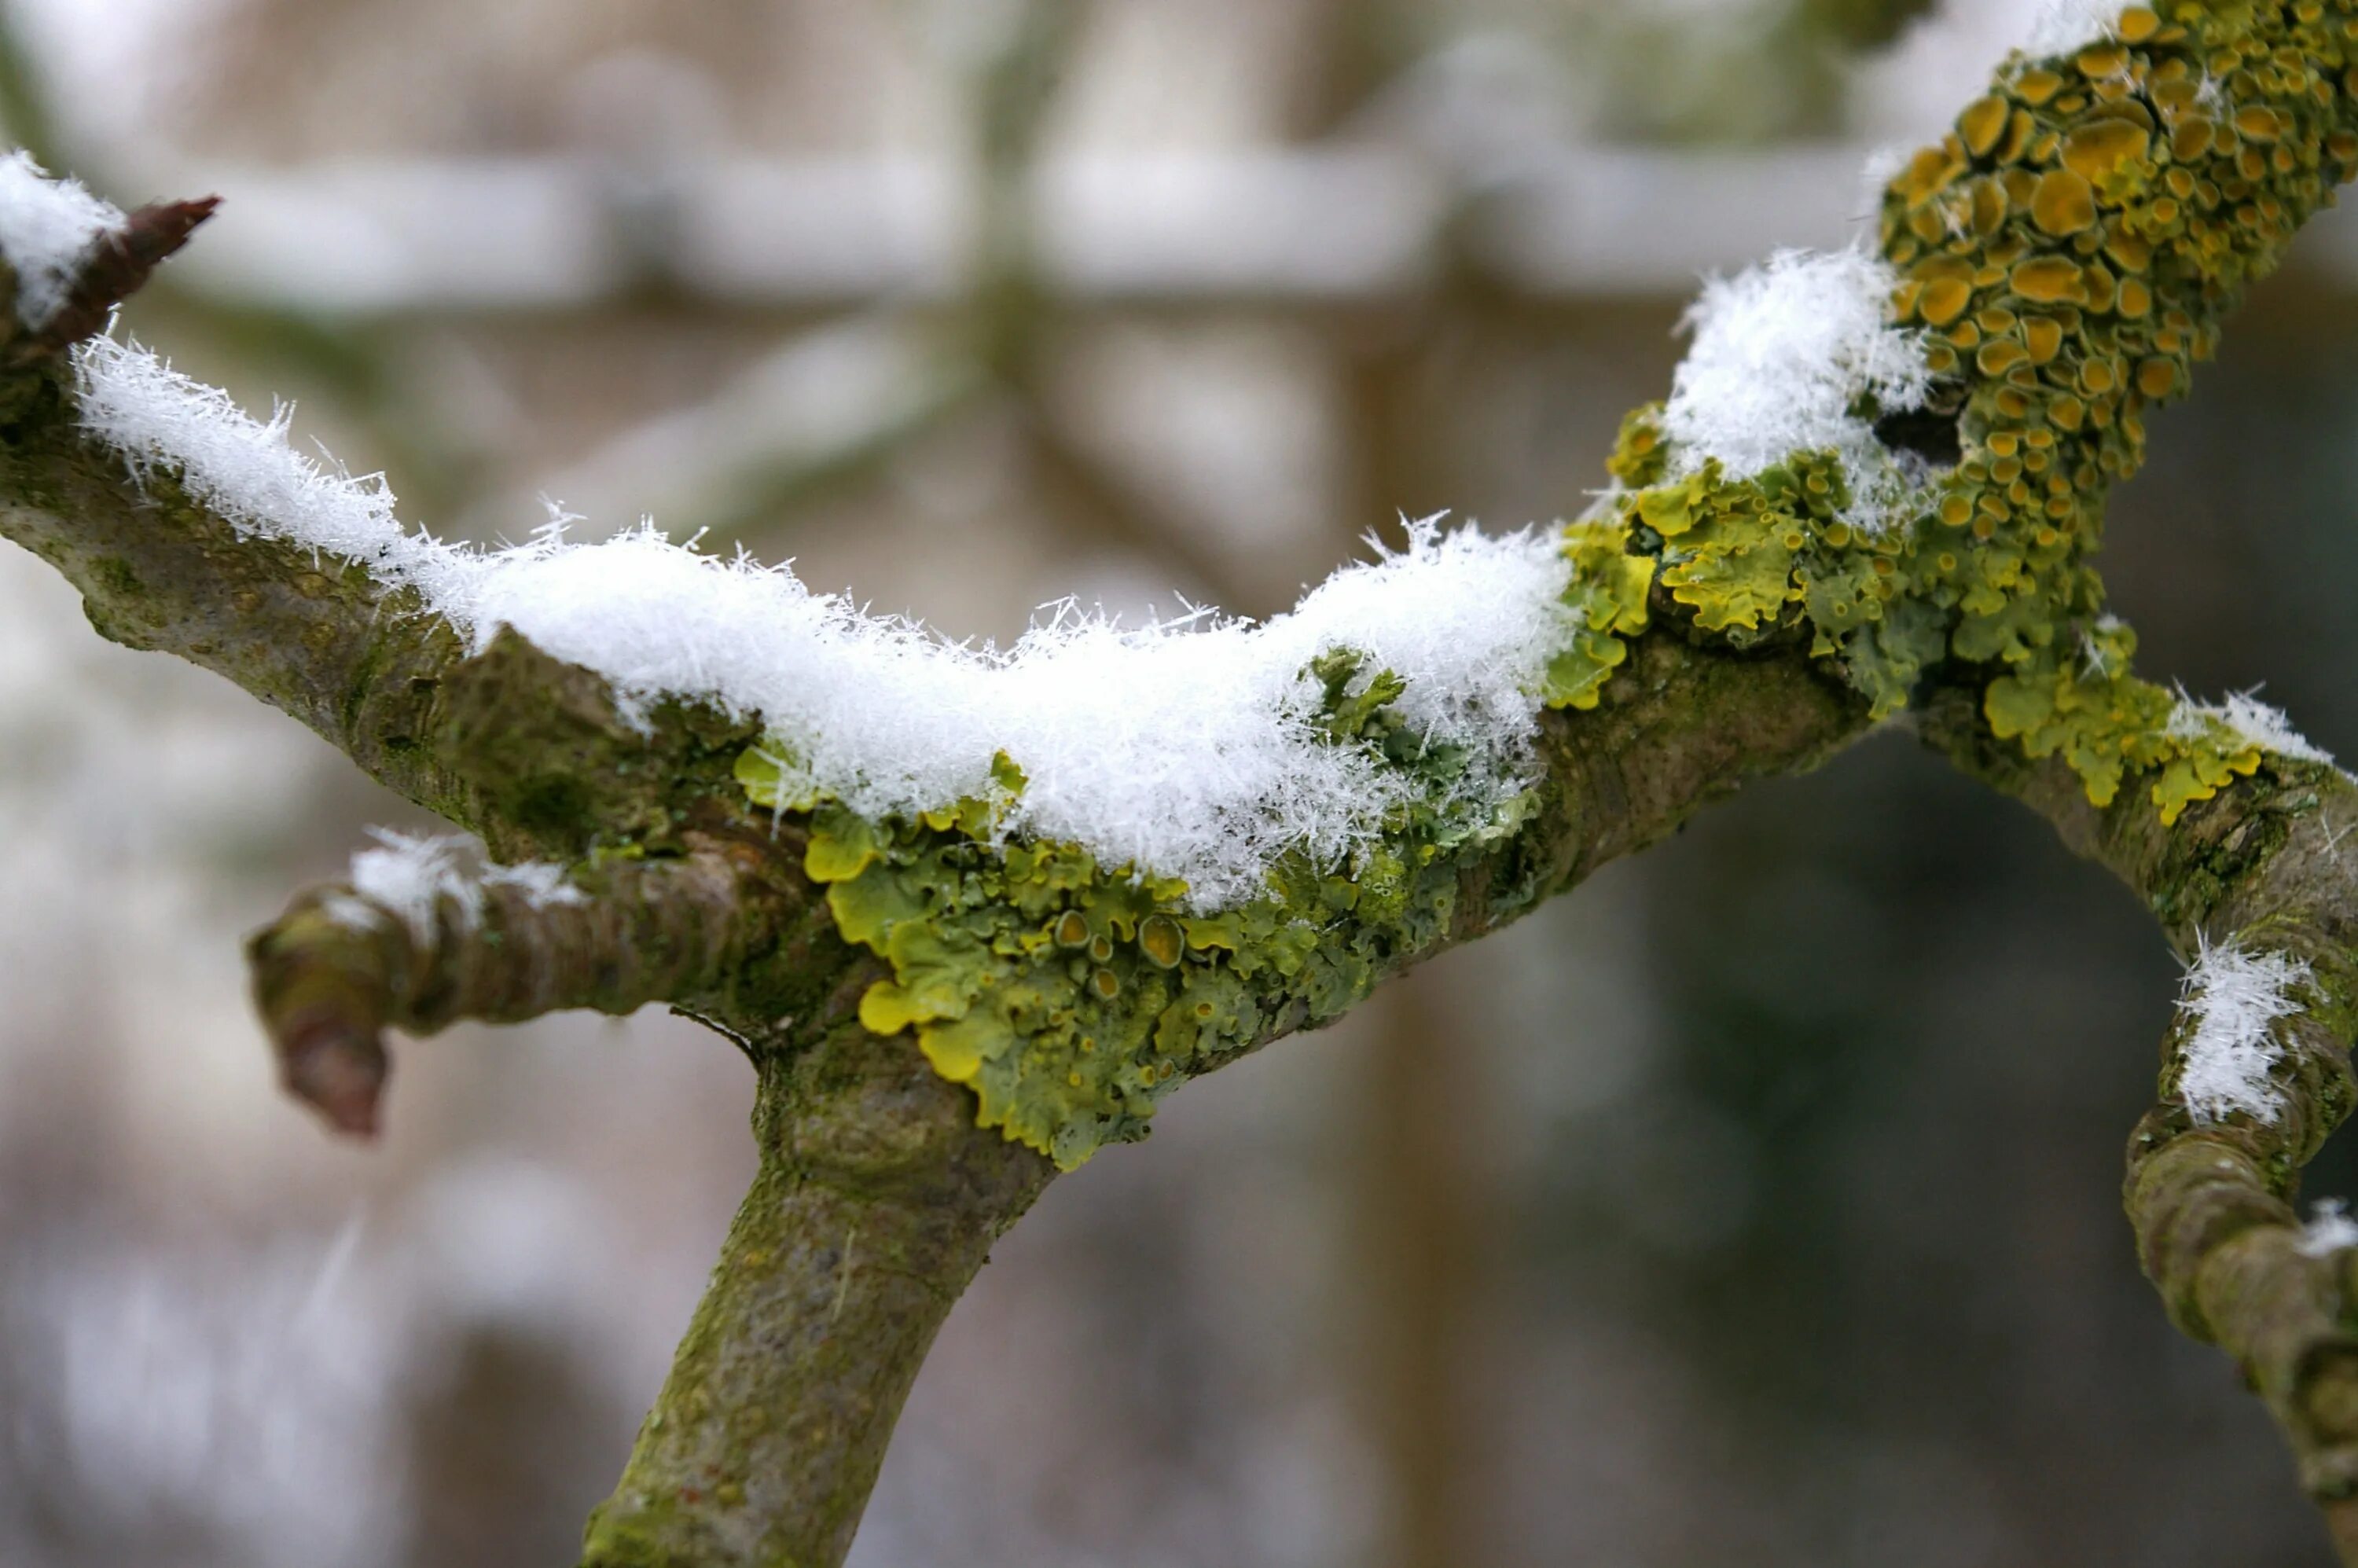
[10, 3, 2358, 1568]
[1805, 0, 1937, 48]
[0, 0, 503, 523]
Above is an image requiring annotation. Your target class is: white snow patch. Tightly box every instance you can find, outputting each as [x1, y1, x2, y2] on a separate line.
[70, 333, 1578, 912]
[480, 857, 591, 908]
[1659, 248, 1934, 530]
[0, 151, 124, 329]
[2176, 935, 2312, 1125]
[2297, 1198, 2358, 1259]
[445, 517, 1574, 909]
[73, 332, 439, 580]
[344, 831, 485, 944]
[341, 828, 582, 946]
[2167, 689, 2336, 767]
[2024, 0, 2124, 59]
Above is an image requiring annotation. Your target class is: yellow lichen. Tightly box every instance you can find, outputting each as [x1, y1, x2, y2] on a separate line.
[751, 643, 1514, 1168]
[734, 0, 2358, 1168]
[1543, 514, 1655, 711]
[1549, 0, 2358, 808]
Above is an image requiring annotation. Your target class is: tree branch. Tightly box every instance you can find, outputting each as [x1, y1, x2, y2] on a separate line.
[571, 627, 1870, 1565]
[6, 0, 2358, 1559]
[582, 1014, 1056, 1568]
[0, 355, 483, 807]
[248, 832, 809, 1135]
[1920, 689, 2358, 1555]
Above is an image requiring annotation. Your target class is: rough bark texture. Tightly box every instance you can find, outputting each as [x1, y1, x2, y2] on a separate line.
[9, 5, 2358, 1563]
[582, 1024, 1056, 1568]
[1922, 692, 2358, 1541]
[249, 836, 805, 1134]
[0, 299, 1871, 1548]
[567, 632, 1871, 1568]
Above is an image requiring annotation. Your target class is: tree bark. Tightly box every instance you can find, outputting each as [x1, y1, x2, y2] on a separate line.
[582, 1023, 1053, 1568]
[9, 4, 2358, 1562]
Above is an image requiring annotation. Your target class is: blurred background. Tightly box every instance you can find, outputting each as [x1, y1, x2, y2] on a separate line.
[4, 1, 2358, 1564]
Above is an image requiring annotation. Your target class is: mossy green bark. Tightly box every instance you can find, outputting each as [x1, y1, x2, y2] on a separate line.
[1923, 684, 2358, 1551]
[581, 1020, 1053, 1568]
[9, 4, 2358, 1562]
[581, 630, 1871, 1568]
[0, 307, 1863, 1559]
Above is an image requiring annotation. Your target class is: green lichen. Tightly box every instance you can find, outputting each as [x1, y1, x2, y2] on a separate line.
[735, 2, 2358, 1165]
[1982, 615, 2270, 821]
[744, 656, 1537, 1169]
[1545, 0, 2358, 810]
[734, 744, 825, 815]
[1543, 519, 1655, 711]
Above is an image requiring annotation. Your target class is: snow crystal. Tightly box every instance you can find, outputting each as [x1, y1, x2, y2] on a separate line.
[2167, 689, 2336, 768]
[2078, 611, 2129, 678]
[344, 830, 487, 945]
[2297, 1198, 2358, 1259]
[2176, 935, 2312, 1125]
[444, 516, 1575, 909]
[2024, 0, 2125, 59]
[70, 332, 1578, 912]
[0, 151, 124, 329]
[480, 857, 590, 909]
[340, 829, 582, 946]
[1659, 248, 1933, 530]
[73, 333, 442, 581]
[1857, 144, 1910, 215]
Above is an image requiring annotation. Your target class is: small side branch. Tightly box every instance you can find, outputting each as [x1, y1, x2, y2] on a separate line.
[248, 838, 789, 1134]
[1923, 688, 2358, 1556]
[0, 185, 490, 817]
[2126, 911, 2358, 1551]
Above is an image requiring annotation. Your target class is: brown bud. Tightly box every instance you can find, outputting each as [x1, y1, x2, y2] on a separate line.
[11, 193, 219, 362]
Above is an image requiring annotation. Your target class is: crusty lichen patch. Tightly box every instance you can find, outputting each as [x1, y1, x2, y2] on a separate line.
[1557, 1, 2355, 820]
[742, 652, 1548, 1168]
[748, 2, 2358, 1162]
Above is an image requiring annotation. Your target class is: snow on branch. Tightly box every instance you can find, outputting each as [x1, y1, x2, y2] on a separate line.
[2175, 935, 2312, 1125]
[2297, 1199, 2358, 1259]
[1659, 248, 1934, 531]
[2024, 1, 2127, 60]
[337, 829, 585, 946]
[2166, 689, 2337, 769]
[69, 332, 1578, 910]
[0, 152, 125, 330]
[72, 333, 440, 578]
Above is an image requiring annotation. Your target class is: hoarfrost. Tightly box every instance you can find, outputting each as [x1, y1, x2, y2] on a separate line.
[2167, 689, 2336, 768]
[72, 332, 1577, 912]
[2024, 0, 2125, 60]
[341, 829, 582, 946]
[0, 150, 124, 329]
[1659, 248, 1934, 531]
[2176, 935, 2311, 1125]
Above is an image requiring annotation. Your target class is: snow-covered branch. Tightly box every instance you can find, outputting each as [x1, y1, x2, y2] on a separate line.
[12, 0, 2358, 1561]
[1921, 677, 2358, 1554]
[250, 832, 806, 1135]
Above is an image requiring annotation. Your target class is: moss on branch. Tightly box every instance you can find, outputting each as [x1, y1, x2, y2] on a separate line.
[1922, 680, 2358, 1553]
[581, 1023, 1055, 1568]
[731, 622, 1868, 1170]
[1568, 0, 2358, 826]
[9, 3, 2358, 1563]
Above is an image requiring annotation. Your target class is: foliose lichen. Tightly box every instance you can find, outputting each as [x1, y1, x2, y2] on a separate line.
[1559, 1, 2356, 821]
[742, 2, 2358, 1162]
[739, 652, 1548, 1169]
